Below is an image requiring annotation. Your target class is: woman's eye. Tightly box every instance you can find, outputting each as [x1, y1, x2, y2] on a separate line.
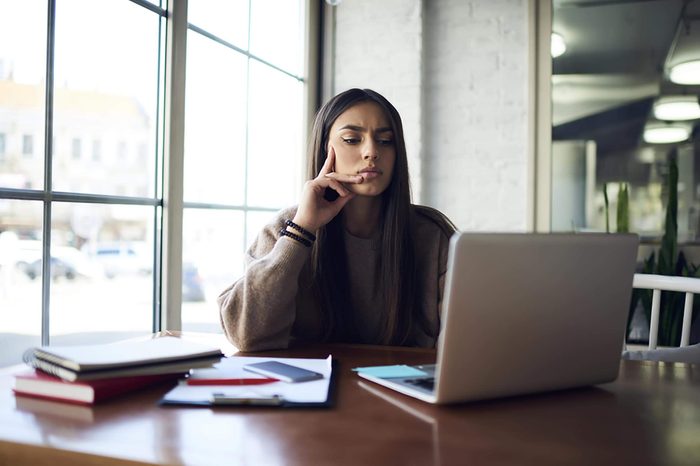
[342, 138, 360, 144]
[378, 139, 394, 146]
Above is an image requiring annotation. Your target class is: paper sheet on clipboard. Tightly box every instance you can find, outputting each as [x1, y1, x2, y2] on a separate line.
[160, 355, 333, 407]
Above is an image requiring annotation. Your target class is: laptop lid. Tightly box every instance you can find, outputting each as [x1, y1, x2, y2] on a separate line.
[434, 233, 639, 404]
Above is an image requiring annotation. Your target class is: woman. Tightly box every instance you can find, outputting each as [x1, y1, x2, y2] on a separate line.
[218, 88, 456, 351]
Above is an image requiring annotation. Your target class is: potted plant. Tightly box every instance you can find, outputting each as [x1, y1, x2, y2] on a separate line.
[628, 152, 699, 346]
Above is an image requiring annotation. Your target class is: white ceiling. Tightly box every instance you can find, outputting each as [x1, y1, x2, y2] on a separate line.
[552, 0, 700, 130]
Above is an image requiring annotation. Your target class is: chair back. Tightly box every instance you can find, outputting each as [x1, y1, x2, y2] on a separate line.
[632, 274, 700, 349]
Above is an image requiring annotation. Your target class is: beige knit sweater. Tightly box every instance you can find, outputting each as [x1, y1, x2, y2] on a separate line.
[218, 205, 456, 351]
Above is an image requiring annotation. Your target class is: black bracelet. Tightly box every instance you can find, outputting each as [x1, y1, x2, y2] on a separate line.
[279, 228, 312, 247]
[285, 219, 317, 241]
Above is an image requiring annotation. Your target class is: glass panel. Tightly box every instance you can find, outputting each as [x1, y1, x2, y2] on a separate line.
[52, 0, 159, 198]
[249, 0, 304, 75]
[182, 208, 244, 333]
[247, 61, 303, 208]
[188, 0, 249, 50]
[246, 209, 277, 249]
[551, 2, 700, 345]
[550, 0, 699, 240]
[184, 32, 247, 205]
[0, 0, 48, 190]
[49, 202, 155, 342]
[0, 199, 42, 367]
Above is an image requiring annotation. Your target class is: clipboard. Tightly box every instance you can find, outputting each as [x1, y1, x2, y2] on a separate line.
[159, 355, 336, 408]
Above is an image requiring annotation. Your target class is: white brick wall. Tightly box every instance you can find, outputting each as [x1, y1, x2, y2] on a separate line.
[333, 0, 424, 201]
[332, 0, 531, 231]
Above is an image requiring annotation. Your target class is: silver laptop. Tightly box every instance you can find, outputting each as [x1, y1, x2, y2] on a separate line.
[357, 233, 639, 404]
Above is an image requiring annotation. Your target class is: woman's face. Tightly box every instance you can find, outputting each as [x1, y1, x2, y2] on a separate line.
[327, 101, 396, 197]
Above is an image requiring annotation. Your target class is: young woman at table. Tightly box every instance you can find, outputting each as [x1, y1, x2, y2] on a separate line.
[218, 88, 456, 351]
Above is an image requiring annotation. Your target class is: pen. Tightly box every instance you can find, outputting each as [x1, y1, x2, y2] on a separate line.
[210, 393, 284, 406]
[187, 377, 278, 386]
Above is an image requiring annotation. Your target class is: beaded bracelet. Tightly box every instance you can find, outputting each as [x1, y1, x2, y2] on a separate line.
[285, 219, 317, 241]
[279, 228, 312, 247]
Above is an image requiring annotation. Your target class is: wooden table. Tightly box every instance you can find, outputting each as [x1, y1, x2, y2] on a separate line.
[1, 340, 699, 466]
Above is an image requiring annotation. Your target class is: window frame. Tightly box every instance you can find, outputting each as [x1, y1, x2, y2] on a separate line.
[175, 0, 316, 332]
[0, 0, 320, 345]
[531, 0, 553, 232]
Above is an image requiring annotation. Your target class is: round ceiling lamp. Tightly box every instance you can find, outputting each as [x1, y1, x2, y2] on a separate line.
[653, 96, 700, 121]
[551, 33, 566, 58]
[643, 124, 691, 144]
[669, 60, 700, 85]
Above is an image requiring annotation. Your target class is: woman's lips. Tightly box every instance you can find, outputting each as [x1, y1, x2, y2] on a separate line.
[359, 168, 382, 180]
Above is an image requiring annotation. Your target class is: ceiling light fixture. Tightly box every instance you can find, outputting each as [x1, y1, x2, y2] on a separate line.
[551, 33, 566, 58]
[653, 96, 700, 121]
[669, 60, 700, 85]
[643, 124, 691, 144]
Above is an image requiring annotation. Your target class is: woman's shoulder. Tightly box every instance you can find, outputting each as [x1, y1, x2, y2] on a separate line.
[411, 204, 457, 239]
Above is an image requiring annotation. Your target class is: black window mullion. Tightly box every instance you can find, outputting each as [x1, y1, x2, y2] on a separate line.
[40, 0, 57, 347]
[153, 9, 167, 333]
[242, 0, 253, 258]
[187, 23, 304, 83]
[128, 0, 167, 17]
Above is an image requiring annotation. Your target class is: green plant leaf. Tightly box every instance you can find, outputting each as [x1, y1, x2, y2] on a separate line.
[617, 183, 629, 233]
[603, 183, 610, 233]
[657, 154, 678, 278]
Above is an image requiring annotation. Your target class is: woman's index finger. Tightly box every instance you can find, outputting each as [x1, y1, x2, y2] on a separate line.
[319, 145, 335, 175]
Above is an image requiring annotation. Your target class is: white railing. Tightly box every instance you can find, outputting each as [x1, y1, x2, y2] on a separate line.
[632, 274, 700, 349]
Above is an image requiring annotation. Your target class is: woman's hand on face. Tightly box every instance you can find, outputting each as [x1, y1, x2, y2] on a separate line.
[292, 146, 363, 233]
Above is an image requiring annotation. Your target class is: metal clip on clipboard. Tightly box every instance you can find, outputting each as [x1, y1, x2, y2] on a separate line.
[210, 392, 284, 406]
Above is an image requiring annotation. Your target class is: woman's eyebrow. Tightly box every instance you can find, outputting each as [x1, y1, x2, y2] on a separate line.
[337, 124, 364, 132]
[337, 124, 393, 133]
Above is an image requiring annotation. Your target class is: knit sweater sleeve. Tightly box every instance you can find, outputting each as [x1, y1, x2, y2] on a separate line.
[413, 204, 457, 347]
[217, 209, 311, 352]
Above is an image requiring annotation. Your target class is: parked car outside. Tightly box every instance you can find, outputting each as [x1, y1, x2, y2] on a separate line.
[24, 246, 103, 281]
[14, 239, 42, 276]
[182, 262, 206, 302]
[82, 242, 152, 278]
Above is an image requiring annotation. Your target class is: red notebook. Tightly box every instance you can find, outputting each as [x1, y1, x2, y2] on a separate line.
[13, 370, 181, 405]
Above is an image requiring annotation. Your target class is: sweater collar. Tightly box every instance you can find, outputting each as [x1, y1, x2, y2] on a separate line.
[343, 227, 381, 251]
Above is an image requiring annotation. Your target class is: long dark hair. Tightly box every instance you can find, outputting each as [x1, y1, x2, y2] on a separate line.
[307, 88, 419, 345]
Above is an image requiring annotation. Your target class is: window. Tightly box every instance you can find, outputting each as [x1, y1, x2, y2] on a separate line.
[181, 0, 307, 332]
[0, 0, 311, 365]
[72, 138, 81, 159]
[22, 135, 33, 157]
[0, 0, 163, 365]
[92, 139, 101, 162]
[549, 1, 700, 240]
[117, 140, 127, 161]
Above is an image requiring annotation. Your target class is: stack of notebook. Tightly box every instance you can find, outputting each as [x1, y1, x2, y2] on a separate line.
[14, 336, 223, 405]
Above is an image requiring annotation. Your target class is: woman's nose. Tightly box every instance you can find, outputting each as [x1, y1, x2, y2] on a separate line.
[362, 142, 379, 160]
